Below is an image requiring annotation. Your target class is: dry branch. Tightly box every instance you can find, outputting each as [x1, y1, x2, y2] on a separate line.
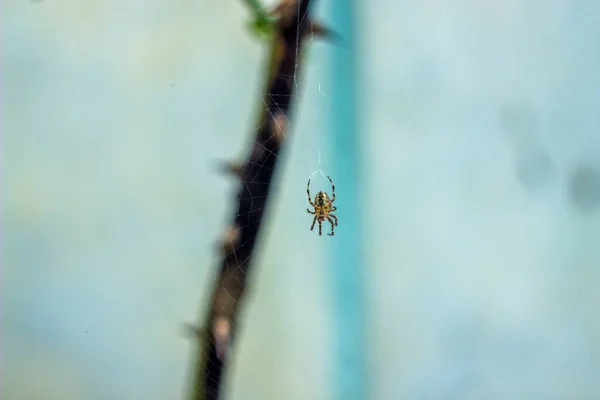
[187, 1, 327, 399]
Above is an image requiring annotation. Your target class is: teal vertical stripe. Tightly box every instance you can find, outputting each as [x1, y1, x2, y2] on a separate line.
[326, 1, 367, 399]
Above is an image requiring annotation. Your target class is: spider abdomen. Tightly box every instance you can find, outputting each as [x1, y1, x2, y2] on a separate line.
[315, 191, 329, 206]
[307, 176, 337, 236]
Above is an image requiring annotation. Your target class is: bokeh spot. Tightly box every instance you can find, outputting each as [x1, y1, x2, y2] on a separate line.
[568, 164, 600, 213]
[513, 146, 555, 191]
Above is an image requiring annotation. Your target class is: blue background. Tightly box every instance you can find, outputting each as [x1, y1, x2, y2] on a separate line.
[3, 0, 600, 399]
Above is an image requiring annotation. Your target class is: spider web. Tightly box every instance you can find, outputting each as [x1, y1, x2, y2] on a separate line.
[203, 1, 336, 399]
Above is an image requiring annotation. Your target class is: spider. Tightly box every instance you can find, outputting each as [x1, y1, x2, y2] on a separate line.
[306, 176, 338, 236]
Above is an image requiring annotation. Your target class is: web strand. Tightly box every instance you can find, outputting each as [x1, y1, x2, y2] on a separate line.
[190, 2, 324, 399]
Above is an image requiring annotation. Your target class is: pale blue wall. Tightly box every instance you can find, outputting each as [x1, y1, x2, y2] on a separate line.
[364, 1, 600, 399]
[3, 1, 600, 399]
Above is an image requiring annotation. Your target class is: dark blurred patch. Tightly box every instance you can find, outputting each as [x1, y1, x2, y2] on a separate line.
[499, 102, 537, 142]
[567, 164, 600, 213]
[513, 146, 555, 191]
[500, 102, 555, 191]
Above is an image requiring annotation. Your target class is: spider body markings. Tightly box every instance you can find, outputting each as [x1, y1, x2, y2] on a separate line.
[307, 176, 338, 236]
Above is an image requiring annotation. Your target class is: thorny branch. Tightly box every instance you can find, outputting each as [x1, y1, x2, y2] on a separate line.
[186, 1, 330, 399]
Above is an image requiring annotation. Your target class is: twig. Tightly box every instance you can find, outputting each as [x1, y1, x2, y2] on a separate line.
[187, 1, 328, 399]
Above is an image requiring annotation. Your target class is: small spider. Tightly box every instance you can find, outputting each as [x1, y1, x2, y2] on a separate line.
[307, 176, 338, 236]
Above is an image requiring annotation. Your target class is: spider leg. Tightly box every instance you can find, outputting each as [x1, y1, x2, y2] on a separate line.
[329, 214, 338, 226]
[318, 218, 323, 236]
[307, 179, 314, 206]
[327, 176, 336, 202]
[326, 216, 335, 236]
[306, 208, 315, 214]
[310, 215, 317, 231]
[331, 206, 337, 212]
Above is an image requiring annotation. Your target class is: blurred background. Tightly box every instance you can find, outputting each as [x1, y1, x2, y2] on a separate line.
[3, 0, 600, 399]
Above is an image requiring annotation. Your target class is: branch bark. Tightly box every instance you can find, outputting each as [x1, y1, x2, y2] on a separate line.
[187, 1, 326, 399]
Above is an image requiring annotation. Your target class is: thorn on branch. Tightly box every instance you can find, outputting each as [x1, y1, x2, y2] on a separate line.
[216, 161, 244, 178]
[213, 317, 232, 361]
[269, 0, 296, 21]
[182, 322, 206, 340]
[307, 21, 338, 41]
[268, 112, 288, 145]
[218, 224, 241, 255]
